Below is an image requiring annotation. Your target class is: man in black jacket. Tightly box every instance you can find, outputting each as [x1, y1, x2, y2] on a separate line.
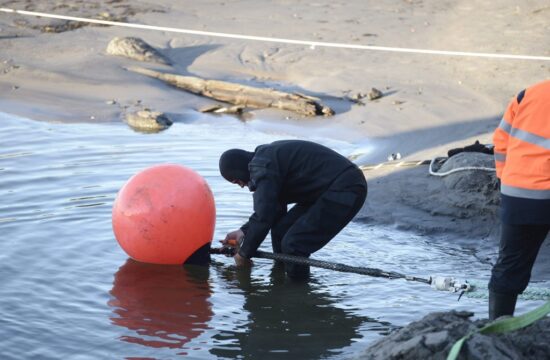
[219, 140, 367, 279]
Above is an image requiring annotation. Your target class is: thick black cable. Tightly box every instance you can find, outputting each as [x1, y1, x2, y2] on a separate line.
[210, 247, 431, 284]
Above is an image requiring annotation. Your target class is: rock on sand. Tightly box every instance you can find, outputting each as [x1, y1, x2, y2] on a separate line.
[106, 37, 171, 65]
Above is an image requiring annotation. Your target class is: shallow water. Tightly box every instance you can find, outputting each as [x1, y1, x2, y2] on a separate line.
[0, 112, 544, 359]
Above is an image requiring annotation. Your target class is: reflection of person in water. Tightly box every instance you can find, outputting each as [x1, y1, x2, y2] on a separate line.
[210, 265, 376, 360]
[108, 258, 212, 350]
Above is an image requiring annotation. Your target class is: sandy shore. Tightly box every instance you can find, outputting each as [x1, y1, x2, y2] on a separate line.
[1, 1, 549, 277]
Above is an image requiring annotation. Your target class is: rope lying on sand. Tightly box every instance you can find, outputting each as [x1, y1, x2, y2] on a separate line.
[2, 7, 550, 61]
[428, 156, 495, 177]
[359, 158, 441, 171]
[359, 157, 496, 176]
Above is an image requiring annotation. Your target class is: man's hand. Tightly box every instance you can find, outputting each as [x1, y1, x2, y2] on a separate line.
[220, 229, 252, 267]
[222, 229, 244, 245]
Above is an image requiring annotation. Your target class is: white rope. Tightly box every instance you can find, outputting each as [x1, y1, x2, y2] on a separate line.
[429, 157, 495, 177]
[359, 157, 494, 175]
[2, 7, 550, 62]
[359, 160, 433, 171]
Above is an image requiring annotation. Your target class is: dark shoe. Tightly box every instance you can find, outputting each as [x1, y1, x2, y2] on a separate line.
[489, 291, 518, 320]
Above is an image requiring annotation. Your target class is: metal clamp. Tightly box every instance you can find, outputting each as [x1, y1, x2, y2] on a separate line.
[430, 276, 472, 293]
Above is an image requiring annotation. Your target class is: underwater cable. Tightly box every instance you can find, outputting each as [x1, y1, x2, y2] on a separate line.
[211, 247, 550, 300]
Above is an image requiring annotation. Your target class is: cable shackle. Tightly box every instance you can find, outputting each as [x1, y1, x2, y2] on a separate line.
[430, 276, 473, 293]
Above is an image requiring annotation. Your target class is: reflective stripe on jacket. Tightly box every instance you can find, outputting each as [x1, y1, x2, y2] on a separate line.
[493, 80, 550, 200]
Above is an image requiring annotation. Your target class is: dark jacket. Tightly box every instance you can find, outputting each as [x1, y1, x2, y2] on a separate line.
[239, 140, 366, 257]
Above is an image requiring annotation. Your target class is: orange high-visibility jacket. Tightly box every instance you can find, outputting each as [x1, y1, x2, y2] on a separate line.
[493, 80, 550, 200]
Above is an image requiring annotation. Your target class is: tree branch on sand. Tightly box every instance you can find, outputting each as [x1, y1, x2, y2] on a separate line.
[126, 66, 334, 117]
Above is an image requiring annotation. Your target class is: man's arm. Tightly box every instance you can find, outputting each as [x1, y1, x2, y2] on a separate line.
[239, 177, 282, 259]
[493, 94, 519, 179]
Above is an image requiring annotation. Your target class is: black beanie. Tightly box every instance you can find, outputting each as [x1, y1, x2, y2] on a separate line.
[219, 149, 254, 182]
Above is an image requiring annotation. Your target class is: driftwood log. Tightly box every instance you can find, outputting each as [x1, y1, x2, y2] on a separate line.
[127, 66, 334, 117]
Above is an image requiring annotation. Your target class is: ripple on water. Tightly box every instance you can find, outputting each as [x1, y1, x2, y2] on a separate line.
[1, 112, 545, 360]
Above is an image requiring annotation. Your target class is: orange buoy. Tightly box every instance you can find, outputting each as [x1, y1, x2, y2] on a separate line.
[112, 164, 215, 264]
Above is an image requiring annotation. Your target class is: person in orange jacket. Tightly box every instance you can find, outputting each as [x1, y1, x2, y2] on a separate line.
[489, 79, 550, 319]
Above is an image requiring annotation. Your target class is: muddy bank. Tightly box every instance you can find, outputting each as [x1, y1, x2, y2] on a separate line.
[359, 151, 550, 281]
[352, 310, 550, 359]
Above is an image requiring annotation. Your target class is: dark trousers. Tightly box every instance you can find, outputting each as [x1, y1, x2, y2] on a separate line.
[270, 168, 367, 278]
[489, 223, 549, 295]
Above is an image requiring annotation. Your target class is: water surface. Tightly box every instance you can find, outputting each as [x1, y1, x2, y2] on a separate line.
[0, 112, 542, 359]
